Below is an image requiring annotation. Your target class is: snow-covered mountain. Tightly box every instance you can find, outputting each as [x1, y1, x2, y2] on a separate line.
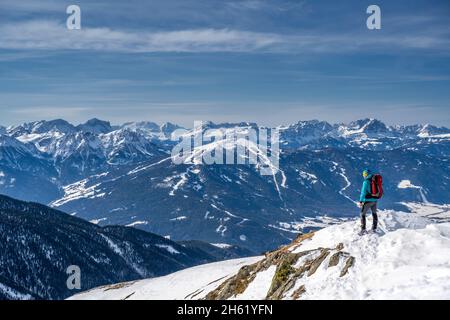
[69, 204, 450, 300]
[0, 194, 253, 300]
[5, 119, 176, 183]
[0, 134, 60, 203]
[76, 118, 113, 134]
[1, 118, 449, 251]
[277, 118, 450, 154]
[7, 119, 76, 138]
[48, 146, 450, 252]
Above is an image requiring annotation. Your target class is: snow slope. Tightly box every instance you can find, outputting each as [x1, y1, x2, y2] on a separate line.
[69, 208, 450, 300]
[288, 212, 450, 299]
[400, 202, 450, 222]
[68, 257, 262, 300]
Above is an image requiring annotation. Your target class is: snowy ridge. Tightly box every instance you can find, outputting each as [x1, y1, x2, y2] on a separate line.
[68, 257, 262, 300]
[70, 207, 450, 300]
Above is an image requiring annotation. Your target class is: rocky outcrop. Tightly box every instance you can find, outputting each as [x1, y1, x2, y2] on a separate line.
[205, 234, 356, 300]
[290, 285, 306, 300]
[340, 256, 355, 277]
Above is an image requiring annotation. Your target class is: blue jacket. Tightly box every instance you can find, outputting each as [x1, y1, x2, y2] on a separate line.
[360, 174, 377, 202]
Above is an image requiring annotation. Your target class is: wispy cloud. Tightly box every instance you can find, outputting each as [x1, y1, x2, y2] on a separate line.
[1, 20, 449, 54]
[225, 0, 307, 12]
[0, 20, 280, 52]
[10, 106, 91, 121]
[0, 50, 55, 62]
[0, 0, 62, 13]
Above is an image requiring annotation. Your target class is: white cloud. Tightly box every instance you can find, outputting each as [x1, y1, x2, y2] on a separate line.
[11, 106, 91, 120]
[0, 0, 62, 13]
[0, 20, 281, 52]
[0, 20, 449, 54]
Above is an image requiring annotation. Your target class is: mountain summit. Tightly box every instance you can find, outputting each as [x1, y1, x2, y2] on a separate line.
[76, 118, 113, 134]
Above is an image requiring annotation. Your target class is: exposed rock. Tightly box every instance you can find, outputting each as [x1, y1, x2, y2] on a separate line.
[268, 248, 332, 299]
[273, 259, 295, 284]
[328, 251, 349, 268]
[292, 232, 315, 246]
[267, 253, 304, 299]
[328, 252, 342, 268]
[267, 265, 306, 300]
[340, 256, 355, 277]
[291, 285, 306, 300]
[104, 281, 137, 292]
[206, 233, 316, 300]
[205, 264, 257, 300]
[307, 249, 330, 276]
[205, 230, 356, 300]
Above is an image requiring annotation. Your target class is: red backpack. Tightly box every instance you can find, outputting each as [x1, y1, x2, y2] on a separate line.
[369, 174, 383, 199]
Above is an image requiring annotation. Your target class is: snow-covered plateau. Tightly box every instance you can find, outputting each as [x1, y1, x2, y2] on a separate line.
[69, 205, 450, 300]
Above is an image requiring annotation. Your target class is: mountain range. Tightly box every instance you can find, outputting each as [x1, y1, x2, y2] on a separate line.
[1, 118, 449, 252]
[0, 194, 253, 300]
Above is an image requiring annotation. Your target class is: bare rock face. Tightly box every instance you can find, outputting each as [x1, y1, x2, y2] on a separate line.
[307, 249, 330, 277]
[205, 264, 256, 300]
[267, 252, 306, 300]
[290, 285, 306, 300]
[205, 233, 356, 300]
[340, 256, 355, 277]
[328, 251, 349, 268]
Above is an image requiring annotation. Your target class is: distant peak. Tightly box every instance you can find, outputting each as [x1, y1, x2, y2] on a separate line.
[77, 118, 112, 134]
[202, 121, 258, 129]
[122, 121, 160, 131]
[31, 119, 75, 134]
[160, 122, 181, 131]
[84, 118, 111, 126]
[350, 118, 388, 132]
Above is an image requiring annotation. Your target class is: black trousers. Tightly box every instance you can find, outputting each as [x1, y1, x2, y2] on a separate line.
[361, 201, 378, 230]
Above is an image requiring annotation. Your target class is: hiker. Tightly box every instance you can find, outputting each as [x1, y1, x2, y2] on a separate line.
[358, 169, 382, 233]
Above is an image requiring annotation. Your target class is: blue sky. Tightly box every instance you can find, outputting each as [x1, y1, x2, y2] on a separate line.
[0, 0, 449, 127]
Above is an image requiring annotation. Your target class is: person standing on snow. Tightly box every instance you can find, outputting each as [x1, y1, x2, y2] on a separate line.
[359, 169, 378, 233]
